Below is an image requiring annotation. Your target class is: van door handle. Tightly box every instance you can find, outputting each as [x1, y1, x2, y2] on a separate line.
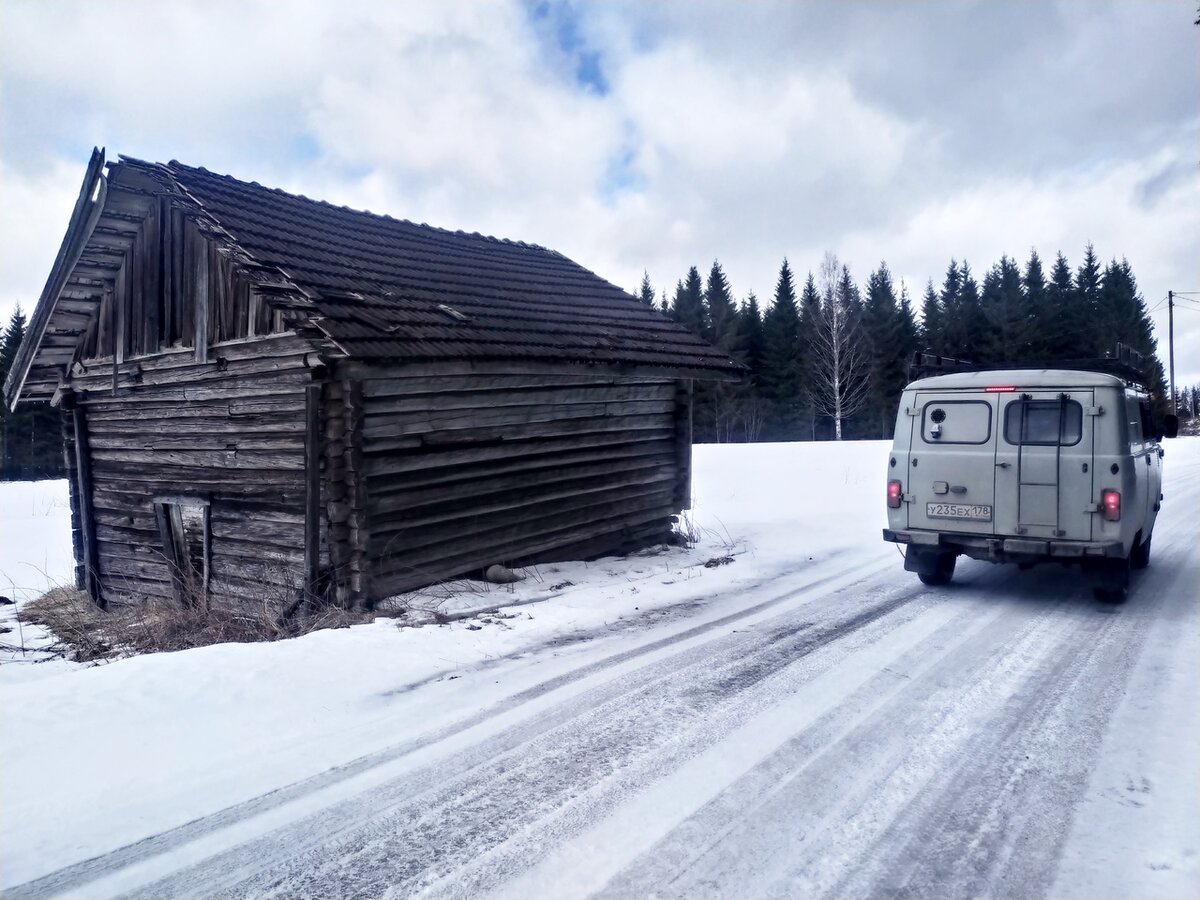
[995, 462, 1011, 468]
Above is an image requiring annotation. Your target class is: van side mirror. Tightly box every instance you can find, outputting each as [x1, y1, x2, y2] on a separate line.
[1162, 414, 1179, 440]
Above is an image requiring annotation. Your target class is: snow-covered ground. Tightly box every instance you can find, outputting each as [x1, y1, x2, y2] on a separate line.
[1, 439, 1197, 898]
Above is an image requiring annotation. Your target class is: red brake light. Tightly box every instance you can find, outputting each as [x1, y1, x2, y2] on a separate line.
[887, 480, 903, 509]
[1101, 489, 1121, 522]
[985, 386, 1016, 392]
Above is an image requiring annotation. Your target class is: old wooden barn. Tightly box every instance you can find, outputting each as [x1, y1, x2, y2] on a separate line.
[3, 150, 740, 611]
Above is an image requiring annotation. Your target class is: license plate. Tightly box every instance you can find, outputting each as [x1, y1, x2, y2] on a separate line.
[926, 502, 992, 521]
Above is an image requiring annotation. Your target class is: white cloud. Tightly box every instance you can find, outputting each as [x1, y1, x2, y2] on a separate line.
[1, 0, 1196, 385]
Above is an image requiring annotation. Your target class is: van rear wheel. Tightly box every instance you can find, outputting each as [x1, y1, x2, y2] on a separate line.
[917, 553, 957, 586]
[1090, 557, 1130, 604]
[1130, 535, 1152, 570]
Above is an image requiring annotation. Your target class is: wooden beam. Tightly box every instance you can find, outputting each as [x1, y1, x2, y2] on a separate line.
[303, 384, 321, 596]
[674, 379, 693, 511]
[193, 225, 209, 363]
[336, 358, 744, 384]
[71, 403, 103, 607]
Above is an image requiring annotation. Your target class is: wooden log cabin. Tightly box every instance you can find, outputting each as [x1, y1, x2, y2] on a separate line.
[3, 149, 741, 611]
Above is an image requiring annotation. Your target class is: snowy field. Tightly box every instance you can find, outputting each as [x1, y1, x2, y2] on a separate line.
[1, 439, 1198, 898]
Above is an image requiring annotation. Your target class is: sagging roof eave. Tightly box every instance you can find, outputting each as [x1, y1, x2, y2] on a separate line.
[3, 148, 109, 411]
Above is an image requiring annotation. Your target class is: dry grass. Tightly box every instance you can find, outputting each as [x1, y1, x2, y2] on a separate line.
[20, 587, 372, 662]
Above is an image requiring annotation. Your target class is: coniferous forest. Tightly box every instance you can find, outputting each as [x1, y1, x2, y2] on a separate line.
[642, 244, 1179, 443]
[0, 307, 65, 480]
[0, 244, 1190, 478]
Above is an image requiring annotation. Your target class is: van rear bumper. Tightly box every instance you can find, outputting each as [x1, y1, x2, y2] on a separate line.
[881, 528, 1124, 562]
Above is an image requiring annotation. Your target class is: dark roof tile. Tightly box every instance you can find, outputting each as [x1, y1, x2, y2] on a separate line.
[140, 160, 741, 376]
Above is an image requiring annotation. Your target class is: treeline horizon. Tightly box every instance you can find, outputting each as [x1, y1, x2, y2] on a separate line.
[0, 245, 1190, 481]
[0, 307, 63, 480]
[637, 243, 1173, 443]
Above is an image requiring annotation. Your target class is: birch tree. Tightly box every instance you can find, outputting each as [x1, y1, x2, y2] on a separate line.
[808, 253, 870, 440]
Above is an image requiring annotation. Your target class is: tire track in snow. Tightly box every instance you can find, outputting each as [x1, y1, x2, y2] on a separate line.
[587, 587, 1077, 897]
[131, 566, 963, 898]
[2, 553, 894, 899]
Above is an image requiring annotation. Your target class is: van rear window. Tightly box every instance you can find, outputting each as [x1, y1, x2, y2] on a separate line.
[1004, 399, 1083, 446]
[921, 400, 992, 444]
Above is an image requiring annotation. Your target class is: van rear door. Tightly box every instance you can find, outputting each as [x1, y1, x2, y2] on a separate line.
[906, 393, 998, 535]
[994, 391, 1094, 540]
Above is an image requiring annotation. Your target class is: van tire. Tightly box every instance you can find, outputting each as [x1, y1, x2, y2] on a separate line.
[1090, 557, 1130, 604]
[1130, 535, 1152, 570]
[917, 553, 957, 586]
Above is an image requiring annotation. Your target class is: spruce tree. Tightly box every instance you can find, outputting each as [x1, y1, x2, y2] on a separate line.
[862, 263, 907, 437]
[0, 307, 27, 479]
[1075, 243, 1104, 355]
[1100, 258, 1168, 414]
[671, 266, 708, 337]
[957, 262, 983, 361]
[898, 282, 920, 372]
[978, 255, 1026, 364]
[798, 272, 824, 439]
[701, 261, 743, 441]
[739, 292, 765, 379]
[1021, 250, 1049, 359]
[760, 259, 804, 439]
[939, 260, 967, 357]
[920, 280, 943, 354]
[637, 271, 655, 305]
[1044, 251, 1078, 359]
[704, 260, 740, 353]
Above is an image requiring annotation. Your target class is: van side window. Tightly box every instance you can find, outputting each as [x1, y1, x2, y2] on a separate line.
[1126, 394, 1143, 446]
[1138, 399, 1155, 443]
[921, 400, 992, 444]
[1003, 399, 1083, 446]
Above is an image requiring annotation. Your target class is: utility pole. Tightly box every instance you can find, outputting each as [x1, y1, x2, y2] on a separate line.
[1168, 291, 1176, 413]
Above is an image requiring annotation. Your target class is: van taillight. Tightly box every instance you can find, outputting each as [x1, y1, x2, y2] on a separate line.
[887, 480, 903, 509]
[1101, 489, 1121, 522]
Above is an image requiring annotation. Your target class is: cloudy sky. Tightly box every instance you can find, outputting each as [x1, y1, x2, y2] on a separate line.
[2, 0, 1198, 383]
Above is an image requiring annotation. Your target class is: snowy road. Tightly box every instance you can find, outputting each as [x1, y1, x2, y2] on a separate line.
[4, 442, 1199, 898]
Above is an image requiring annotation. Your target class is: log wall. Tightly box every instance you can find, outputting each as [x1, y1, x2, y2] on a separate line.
[68, 333, 322, 609]
[356, 370, 685, 601]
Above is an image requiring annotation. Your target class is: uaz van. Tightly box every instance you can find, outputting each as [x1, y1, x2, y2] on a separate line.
[882, 352, 1178, 602]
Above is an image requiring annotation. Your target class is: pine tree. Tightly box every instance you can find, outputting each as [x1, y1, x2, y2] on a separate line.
[637, 271, 655, 306]
[760, 259, 804, 439]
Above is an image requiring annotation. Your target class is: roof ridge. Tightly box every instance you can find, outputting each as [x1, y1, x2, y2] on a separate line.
[163, 159, 562, 257]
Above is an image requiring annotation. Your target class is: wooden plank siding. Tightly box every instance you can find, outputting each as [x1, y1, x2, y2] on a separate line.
[357, 372, 680, 600]
[69, 333, 323, 610]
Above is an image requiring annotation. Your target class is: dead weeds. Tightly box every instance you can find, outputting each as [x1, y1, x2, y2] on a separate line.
[19, 587, 373, 663]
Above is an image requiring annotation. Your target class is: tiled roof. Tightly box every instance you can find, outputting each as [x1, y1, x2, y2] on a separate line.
[146, 160, 741, 376]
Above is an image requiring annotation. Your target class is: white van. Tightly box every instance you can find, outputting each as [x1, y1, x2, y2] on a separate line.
[883, 358, 1179, 602]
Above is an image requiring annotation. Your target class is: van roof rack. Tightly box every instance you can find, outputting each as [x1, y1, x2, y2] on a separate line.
[909, 343, 1148, 386]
